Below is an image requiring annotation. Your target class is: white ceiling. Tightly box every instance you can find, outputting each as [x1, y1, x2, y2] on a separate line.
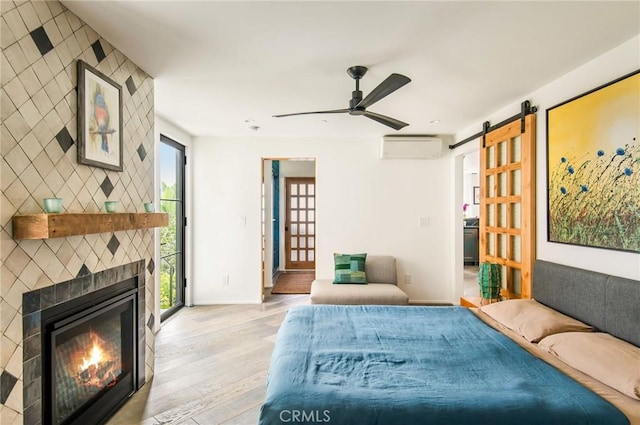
[62, 1, 639, 139]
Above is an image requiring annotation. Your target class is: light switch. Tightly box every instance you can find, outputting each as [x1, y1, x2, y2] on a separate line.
[419, 217, 430, 227]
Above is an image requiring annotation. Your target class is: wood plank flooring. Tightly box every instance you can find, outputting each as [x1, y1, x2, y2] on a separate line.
[107, 292, 309, 425]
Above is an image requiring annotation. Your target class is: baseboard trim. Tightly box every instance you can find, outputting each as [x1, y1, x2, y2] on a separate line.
[408, 299, 454, 306]
[193, 299, 262, 305]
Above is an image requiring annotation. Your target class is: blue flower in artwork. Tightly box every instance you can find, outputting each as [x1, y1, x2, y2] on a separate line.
[560, 157, 567, 163]
[568, 166, 575, 174]
[581, 184, 588, 192]
[624, 168, 633, 176]
[597, 150, 605, 157]
[560, 187, 567, 194]
[616, 147, 625, 156]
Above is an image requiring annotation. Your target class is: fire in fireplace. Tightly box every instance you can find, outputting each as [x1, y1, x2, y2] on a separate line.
[42, 278, 140, 425]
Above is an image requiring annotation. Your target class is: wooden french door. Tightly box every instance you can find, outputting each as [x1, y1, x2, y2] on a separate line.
[479, 114, 536, 299]
[285, 178, 316, 269]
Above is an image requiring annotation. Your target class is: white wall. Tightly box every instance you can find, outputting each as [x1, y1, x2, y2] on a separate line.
[192, 137, 453, 304]
[454, 35, 640, 281]
[155, 116, 194, 312]
[463, 172, 480, 218]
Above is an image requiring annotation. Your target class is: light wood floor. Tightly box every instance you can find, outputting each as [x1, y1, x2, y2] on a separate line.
[107, 291, 309, 425]
[463, 265, 479, 297]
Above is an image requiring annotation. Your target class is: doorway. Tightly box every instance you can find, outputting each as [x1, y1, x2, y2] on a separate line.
[262, 159, 316, 297]
[159, 135, 186, 321]
[463, 151, 480, 297]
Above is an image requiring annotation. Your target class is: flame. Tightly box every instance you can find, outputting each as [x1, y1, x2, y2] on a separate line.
[79, 342, 104, 372]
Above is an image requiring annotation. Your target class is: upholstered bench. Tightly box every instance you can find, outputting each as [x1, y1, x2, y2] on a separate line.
[310, 255, 409, 305]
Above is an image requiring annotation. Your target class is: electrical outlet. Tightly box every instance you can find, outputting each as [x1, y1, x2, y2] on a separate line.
[223, 275, 230, 286]
[405, 273, 412, 284]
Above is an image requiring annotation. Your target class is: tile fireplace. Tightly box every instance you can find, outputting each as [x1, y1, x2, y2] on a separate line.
[22, 261, 146, 425]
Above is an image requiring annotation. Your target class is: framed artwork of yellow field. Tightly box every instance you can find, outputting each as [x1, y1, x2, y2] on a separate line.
[546, 70, 639, 253]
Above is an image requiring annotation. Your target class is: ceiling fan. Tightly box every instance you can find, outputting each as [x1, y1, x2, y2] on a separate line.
[273, 66, 411, 130]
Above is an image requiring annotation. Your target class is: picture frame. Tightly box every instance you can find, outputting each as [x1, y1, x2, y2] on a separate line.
[473, 186, 480, 205]
[546, 70, 639, 253]
[77, 60, 123, 171]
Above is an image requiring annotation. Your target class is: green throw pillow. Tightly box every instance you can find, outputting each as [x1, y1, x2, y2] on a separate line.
[333, 253, 368, 284]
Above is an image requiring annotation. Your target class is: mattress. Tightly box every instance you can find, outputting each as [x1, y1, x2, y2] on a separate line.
[259, 305, 630, 425]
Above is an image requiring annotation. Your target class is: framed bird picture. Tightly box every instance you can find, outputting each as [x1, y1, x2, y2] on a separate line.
[77, 60, 123, 171]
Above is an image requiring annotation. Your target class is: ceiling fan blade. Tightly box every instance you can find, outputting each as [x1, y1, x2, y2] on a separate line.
[356, 73, 411, 109]
[363, 111, 409, 130]
[273, 109, 350, 118]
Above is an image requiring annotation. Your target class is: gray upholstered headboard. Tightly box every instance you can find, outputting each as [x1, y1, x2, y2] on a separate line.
[532, 260, 640, 347]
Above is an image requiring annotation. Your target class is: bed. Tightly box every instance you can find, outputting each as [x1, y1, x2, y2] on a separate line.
[259, 260, 640, 425]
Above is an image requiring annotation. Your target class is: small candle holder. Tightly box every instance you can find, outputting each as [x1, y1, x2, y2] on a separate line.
[43, 198, 63, 213]
[104, 201, 118, 213]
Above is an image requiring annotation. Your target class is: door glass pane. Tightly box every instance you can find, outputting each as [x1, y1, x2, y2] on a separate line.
[309, 250, 314, 261]
[160, 138, 185, 321]
[487, 145, 495, 168]
[299, 198, 306, 209]
[486, 204, 495, 227]
[500, 265, 508, 290]
[510, 170, 521, 196]
[300, 251, 306, 261]
[487, 233, 495, 256]
[300, 237, 306, 248]
[160, 200, 178, 256]
[510, 203, 521, 229]
[299, 224, 306, 235]
[291, 184, 297, 195]
[487, 174, 495, 198]
[291, 224, 298, 235]
[308, 223, 315, 234]
[512, 268, 522, 295]
[308, 184, 314, 195]
[291, 251, 297, 261]
[308, 197, 315, 208]
[497, 203, 506, 228]
[290, 211, 298, 222]
[291, 197, 298, 209]
[510, 235, 522, 262]
[510, 135, 521, 163]
[309, 237, 315, 248]
[498, 172, 507, 197]
[160, 253, 178, 313]
[308, 211, 315, 221]
[299, 184, 306, 195]
[498, 234, 506, 258]
[498, 141, 507, 166]
[299, 211, 306, 222]
[291, 237, 297, 248]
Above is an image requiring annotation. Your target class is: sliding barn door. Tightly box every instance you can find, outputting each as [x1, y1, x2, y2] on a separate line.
[479, 115, 536, 299]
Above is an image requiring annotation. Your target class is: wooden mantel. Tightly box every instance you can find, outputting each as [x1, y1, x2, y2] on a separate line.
[12, 212, 168, 240]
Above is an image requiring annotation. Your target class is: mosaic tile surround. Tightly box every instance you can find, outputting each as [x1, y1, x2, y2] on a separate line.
[1, 1, 156, 424]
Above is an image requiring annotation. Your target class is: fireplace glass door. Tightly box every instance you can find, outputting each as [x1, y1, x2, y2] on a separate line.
[46, 290, 136, 425]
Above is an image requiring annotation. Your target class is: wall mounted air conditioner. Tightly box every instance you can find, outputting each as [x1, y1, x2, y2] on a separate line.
[380, 135, 443, 159]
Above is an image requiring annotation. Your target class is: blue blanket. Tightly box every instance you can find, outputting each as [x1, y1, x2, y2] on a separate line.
[259, 305, 628, 425]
